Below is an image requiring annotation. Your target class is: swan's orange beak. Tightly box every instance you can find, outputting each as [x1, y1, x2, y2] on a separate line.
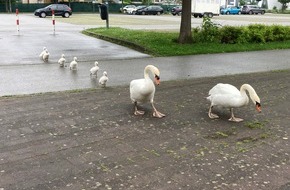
[155, 75, 160, 85]
[256, 102, 261, 113]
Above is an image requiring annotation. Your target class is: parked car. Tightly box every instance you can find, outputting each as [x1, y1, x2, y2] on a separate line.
[34, 4, 72, 18]
[120, 5, 136, 13]
[220, 6, 241, 15]
[171, 6, 182, 16]
[241, 5, 265, 14]
[127, 5, 146, 15]
[135, 5, 164, 15]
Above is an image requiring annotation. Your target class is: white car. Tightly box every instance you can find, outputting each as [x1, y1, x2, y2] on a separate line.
[127, 5, 147, 15]
[120, 5, 136, 13]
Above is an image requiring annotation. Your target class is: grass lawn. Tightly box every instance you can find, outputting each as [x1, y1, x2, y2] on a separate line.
[83, 27, 290, 57]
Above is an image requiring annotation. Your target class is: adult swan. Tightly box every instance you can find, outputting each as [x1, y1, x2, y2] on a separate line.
[207, 83, 261, 122]
[130, 65, 165, 118]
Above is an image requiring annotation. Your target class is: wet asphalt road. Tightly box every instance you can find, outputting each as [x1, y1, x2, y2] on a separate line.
[0, 14, 290, 96]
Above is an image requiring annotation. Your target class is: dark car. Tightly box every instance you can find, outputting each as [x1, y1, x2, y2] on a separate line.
[34, 4, 72, 18]
[171, 6, 182, 16]
[241, 5, 265, 15]
[135, 5, 164, 15]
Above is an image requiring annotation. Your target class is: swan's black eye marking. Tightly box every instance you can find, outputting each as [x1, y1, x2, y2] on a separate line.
[256, 102, 261, 107]
[155, 75, 160, 80]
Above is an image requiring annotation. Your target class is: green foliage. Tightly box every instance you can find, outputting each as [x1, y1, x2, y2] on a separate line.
[220, 26, 249, 44]
[192, 19, 290, 44]
[192, 17, 221, 43]
[248, 24, 268, 43]
[278, 0, 290, 11]
[239, 0, 246, 5]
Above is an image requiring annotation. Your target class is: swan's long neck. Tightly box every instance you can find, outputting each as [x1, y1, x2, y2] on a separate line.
[144, 65, 157, 79]
[240, 84, 260, 104]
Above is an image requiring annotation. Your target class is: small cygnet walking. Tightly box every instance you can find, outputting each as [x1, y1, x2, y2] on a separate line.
[69, 57, 78, 70]
[90, 61, 99, 77]
[58, 54, 66, 67]
[42, 49, 50, 62]
[39, 47, 47, 59]
[99, 71, 108, 87]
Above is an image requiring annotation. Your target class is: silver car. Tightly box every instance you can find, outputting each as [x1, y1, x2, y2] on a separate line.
[241, 5, 265, 15]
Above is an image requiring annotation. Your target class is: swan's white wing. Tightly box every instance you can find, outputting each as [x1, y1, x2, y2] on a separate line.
[130, 79, 155, 103]
[209, 83, 240, 96]
[208, 83, 248, 108]
[99, 76, 108, 84]
[90, 66, 99, 74]
[58, 58, 65, 64]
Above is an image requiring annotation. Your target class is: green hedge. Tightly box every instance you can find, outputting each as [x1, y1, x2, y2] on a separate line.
[193, 18, 290, 44]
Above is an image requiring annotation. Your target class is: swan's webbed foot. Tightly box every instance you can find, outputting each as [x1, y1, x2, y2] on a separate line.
[229, 108, 243, 122]
[208, 112, 219, 119]
[153, 110, 165, 118]
[134, 110, 145, 116]
[208, 106, 219, 119]
[134, 102, 145, 116]
[228, 117, 244, 122]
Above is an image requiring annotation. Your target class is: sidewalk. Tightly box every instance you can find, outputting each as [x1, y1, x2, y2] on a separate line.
[0, 70, 290, 190]
[1, 49, 290, 96]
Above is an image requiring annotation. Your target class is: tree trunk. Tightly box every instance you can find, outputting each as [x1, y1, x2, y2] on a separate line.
[178, 0, 193, 44]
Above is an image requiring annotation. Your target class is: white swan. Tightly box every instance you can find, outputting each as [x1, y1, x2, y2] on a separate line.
[99, 71, 108, 87]
[69, 57, 78, 70]
[39, 47, 47, 59]
[90, 61, 99, 77]
[130, 65, 165, 118]
[207, 83, 261, 122]
[58, 54, 66, 67]
[42, 49, 49, 62]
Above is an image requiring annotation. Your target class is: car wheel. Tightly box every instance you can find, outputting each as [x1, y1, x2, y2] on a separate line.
[40, 12, 46, 18]
[64, 12, 70, 18]
[132, 11, 136, 15]
[157, 12, 161, 15]
[177, 12, 181, 16]
[142, 11, 145, 15]
[226, 11, 230, 15]
[208, 13, 213, 18]
[238, 11, 241, 15]
[172, 13, 176, 16]
[261, 11, 265, 14]
[249, 10, 253, 15]
[199, 14, 203, 18]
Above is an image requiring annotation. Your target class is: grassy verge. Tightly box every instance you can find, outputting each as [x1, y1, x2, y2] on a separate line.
[84, 27, 290, 57]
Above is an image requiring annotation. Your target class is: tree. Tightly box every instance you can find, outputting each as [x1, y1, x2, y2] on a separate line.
[178, 0, 193, 44]
[278, 0, 290, 11]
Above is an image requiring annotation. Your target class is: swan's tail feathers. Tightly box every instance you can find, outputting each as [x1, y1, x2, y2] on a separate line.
[206, 95, 212, 101]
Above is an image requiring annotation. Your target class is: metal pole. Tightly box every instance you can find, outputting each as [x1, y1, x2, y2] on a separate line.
[106, 0, 109, 29]
[52, 10, 55, 35]
[16, 9, 20, 34]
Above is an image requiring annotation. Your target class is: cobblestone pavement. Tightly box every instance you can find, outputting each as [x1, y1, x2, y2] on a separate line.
[0, 70, 290, 190]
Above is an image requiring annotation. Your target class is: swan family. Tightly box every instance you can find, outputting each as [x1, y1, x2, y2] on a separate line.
[39, 46, 261, 122]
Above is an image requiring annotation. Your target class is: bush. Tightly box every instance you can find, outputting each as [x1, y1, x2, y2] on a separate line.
[192, 17, 221, 43]
[192, 18, 290, 44]
[220, 26, 250, 44]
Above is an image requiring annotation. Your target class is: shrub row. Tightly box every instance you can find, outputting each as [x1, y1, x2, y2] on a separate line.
[192, 17, 290, 44]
